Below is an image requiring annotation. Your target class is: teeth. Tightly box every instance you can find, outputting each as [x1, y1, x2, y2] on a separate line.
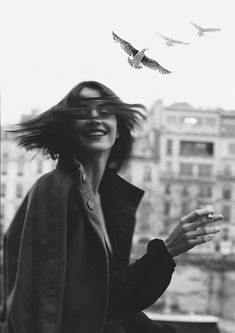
[87, 134, 104, 136]
[86, 131, 105, 136]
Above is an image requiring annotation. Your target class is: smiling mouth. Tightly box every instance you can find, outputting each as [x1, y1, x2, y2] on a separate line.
[84, 129, 107, 137]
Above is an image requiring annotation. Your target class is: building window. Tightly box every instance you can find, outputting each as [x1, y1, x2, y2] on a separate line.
[139, 201, 152, 224]
[1, 183, 6, 197]
[222, 205, 231, 222]
[16, 183, 23, 198]
[181, 201, 189, 215]
[166, 139, 172, 155]
[143, 165, 152, 182]
[223, 187, 231, 200]
[182, 185, 189, 196]
[221, 124, 235, 137]
[0, 204, 5, 221]
[165, 184, 171, 195]
[180, 163, 193, 176]
[167, 116, 177, 124]
[222, 228, 229, 241]
[198, 164, 212, 177]
[1, 161, 7, 175]
[17, 161, 24, 176]
[180, 116, 202, 126]
[163, 201, 170, 215]
[206, 117, 216, 127]
[222, 165, 231, 176]
[228, 143, 235, 154]
[180, 141, 214, 157]
[199, 184, 212, 198]
[166, 161, 172, 172]
[3, 152, 9, 159]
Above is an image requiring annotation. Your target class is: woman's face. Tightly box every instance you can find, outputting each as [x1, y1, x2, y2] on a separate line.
[71, 87, 118, 158]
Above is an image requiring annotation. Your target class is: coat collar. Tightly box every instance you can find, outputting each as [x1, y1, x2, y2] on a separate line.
[56, 156, 144, 268]
[56, 156, 144, 211]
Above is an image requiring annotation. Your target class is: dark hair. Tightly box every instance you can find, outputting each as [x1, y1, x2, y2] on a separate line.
[9, 81, 146, 172]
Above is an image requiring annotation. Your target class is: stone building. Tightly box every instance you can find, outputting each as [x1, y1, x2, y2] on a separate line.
[1, 127, 56, 232]
[122, 101, 235, 325]
[129, 101, 235, 255]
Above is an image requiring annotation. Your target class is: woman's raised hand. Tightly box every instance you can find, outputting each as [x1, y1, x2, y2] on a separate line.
[164, 208, 223, 257]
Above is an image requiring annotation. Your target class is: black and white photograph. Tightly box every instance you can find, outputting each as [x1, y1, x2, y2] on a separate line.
[1, 1, 235, 332]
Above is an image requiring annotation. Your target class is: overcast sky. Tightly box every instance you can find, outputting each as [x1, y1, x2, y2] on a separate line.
[1, 0, 235, 125]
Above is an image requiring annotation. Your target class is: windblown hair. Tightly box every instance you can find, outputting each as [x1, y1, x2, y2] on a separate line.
[9, 81, 146, 172]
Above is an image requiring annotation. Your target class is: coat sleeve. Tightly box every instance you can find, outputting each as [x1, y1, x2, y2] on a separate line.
[5, 172, 69, 333]
[107, 239, 175, 318]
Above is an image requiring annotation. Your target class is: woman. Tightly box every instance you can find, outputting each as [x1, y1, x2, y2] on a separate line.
[3, 81, 223, 333]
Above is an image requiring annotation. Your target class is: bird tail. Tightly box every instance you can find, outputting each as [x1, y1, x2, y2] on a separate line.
[127, 57, 143, 69]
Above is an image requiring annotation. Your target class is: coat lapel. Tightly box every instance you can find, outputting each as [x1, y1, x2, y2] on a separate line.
[100, 171, 144, 268]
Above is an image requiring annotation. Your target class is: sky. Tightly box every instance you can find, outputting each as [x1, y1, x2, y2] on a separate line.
[1, 0, 235, 125]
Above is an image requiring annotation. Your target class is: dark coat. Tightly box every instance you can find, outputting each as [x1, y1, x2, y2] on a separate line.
[3, 158, 175, 333]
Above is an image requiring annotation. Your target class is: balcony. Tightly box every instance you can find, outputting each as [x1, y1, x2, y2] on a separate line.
[160, 171, 216, 184]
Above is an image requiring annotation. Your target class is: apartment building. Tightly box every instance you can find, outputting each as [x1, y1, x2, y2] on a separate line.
[146, 101, 235, 254]
[0, 128, 56, 232]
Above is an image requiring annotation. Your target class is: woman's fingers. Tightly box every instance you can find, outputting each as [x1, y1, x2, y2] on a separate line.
[180, 208, 215, 225]
[184, 213, 223, 231]
[165, 208, 223, 257]
[186, 226, 220, 238]
[188, 234, 216, 246]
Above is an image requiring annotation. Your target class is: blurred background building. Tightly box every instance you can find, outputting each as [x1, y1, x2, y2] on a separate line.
[125, 101, 235, 332]
[1, 103, 235, 331]
[129, 101, 235, 254]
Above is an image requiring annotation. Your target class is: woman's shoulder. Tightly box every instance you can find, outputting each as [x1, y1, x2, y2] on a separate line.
[29, 168, 74, 197]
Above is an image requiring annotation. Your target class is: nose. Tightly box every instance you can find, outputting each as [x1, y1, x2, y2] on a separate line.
[87, 108, 101, 126]
[89, 108, 100, 119]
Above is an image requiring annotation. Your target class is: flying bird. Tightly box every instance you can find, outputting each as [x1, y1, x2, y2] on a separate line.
[112, 31, 171, 74]
[190, 22, 221, 37]
[155, 32, 190, 46]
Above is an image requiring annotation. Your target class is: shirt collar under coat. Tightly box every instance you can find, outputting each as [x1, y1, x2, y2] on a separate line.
[56, 156, 144, 213]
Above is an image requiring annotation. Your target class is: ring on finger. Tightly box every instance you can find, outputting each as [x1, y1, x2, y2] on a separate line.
[208, 213, 214, 220]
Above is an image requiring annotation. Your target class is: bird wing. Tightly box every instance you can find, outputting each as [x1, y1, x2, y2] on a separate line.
[112, 31, 138, 57]
[202, 28, 221, 32]
[172, 39, 190, 45]
[142, 55, 171, 74]
[155, 32, 170, 41]
[190, 21, 201, 30]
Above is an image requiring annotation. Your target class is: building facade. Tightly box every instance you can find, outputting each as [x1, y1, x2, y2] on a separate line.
[121, 101, 235, 324]
[128, 101, 235, 255]
[1, 128, 57, 233]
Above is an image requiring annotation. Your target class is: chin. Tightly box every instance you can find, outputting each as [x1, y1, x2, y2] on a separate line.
[81, 142, 113, 154]
[74, 136, 116, 156]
